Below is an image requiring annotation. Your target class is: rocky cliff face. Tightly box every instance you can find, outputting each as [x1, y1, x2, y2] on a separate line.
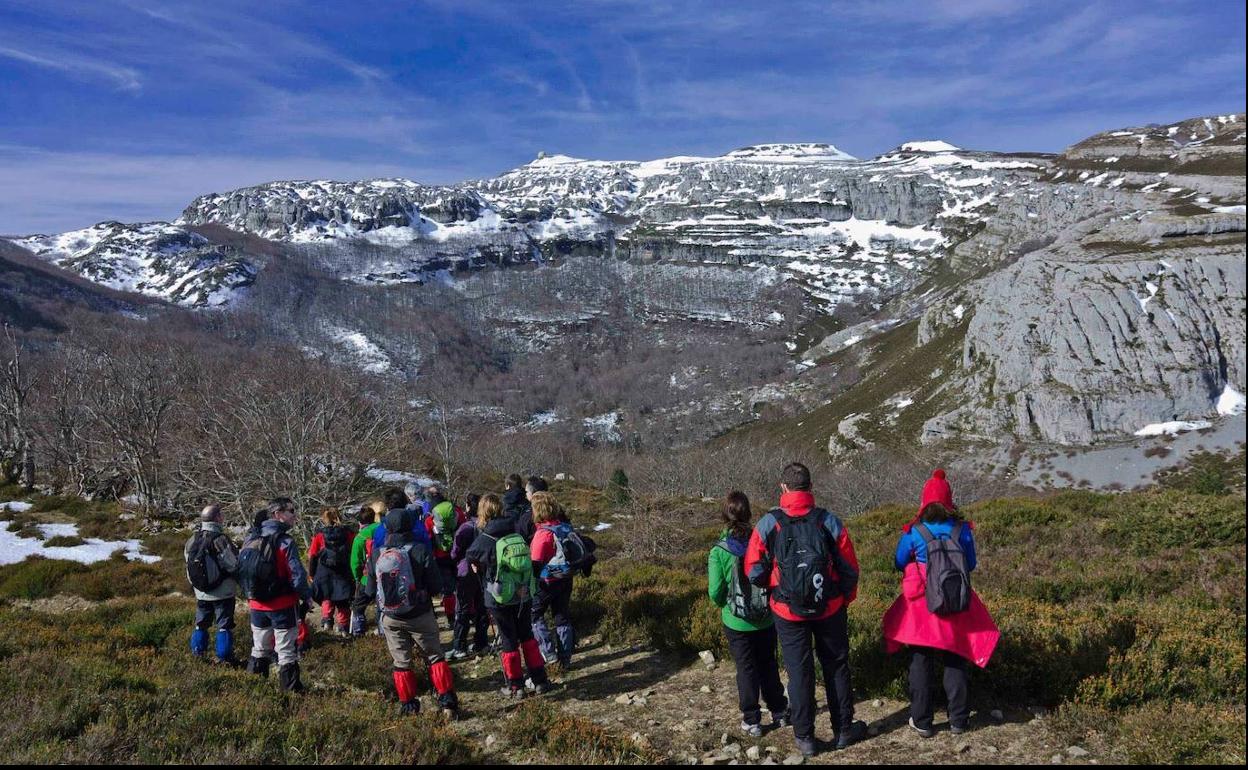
[914, 114, 1245, 444]
[6, 114, 1245, 449]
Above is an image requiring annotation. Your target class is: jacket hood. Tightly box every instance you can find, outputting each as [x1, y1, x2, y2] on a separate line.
[259, 519, 290, 537]
[483, 517, 516, 537]
[779, 490, 816, 515]
[719, 529, 749, 557]
[384, 508, 417, 543]
[502, 487, 528, 512]
[199, 521, 225, 535]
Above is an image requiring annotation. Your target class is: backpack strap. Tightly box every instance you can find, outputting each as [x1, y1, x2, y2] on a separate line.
[950, 521, 964, 542]
[915, 523, 936, 543]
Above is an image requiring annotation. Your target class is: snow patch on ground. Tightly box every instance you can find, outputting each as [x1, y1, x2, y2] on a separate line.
[326, 326, 393, 374]
[898, 140, 960, 153]
[364, 467, 435, 487]
[0, 521, 159, 566]
[1216, 384, 1246, 416]
[1133, 420, 1213, 437]
[1, 501, 33, 512]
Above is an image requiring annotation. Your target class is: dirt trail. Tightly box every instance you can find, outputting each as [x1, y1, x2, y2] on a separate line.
[433, 620, 1096, 766]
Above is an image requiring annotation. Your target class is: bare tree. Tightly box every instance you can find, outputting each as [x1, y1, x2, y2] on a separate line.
[0, 325, 35, 489]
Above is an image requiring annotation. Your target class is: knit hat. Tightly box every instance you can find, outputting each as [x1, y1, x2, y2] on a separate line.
[903, 469, 956, 532]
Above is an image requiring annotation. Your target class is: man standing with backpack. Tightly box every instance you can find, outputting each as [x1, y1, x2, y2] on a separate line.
[372, 490, 461, 719]
[709, 492, 788, 738]
[184, 504, 240, 666]
[238, 497, 312, 693]
[745, 463, 866, 757]
[467, 493, 552, 699]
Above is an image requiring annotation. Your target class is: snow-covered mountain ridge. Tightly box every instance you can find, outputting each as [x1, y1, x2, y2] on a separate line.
[6, 113, 1244, 449]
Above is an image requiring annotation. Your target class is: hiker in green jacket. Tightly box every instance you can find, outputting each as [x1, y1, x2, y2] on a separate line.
[349, 502, 383, 637]
[709, 491, 789, 739]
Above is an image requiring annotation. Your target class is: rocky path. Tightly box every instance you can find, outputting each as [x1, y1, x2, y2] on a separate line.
[438, 624, 1099, 765]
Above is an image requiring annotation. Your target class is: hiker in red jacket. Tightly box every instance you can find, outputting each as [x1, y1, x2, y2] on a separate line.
[308, 507, 355, 636]
[882, 469, 999, 738]
[240, 497, 312, 692]
[744, 463, 866, 757]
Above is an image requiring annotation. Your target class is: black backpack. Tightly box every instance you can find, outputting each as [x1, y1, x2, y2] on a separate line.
[238, 533, 284, 601]
[715, 539, 771, 622]
[318, 526, 349, 571]
[917, 523, 971, 615]
[768, 508, 837, 617]
[186, 530, 224, 592]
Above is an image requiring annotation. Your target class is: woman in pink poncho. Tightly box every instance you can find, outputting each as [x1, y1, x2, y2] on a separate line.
[882, 469, 999, 737]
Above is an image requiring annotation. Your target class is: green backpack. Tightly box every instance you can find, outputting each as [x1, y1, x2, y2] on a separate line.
[716, 539, 771, 622]
[431, 501, 457, 553]
[487, 532, 534, 606]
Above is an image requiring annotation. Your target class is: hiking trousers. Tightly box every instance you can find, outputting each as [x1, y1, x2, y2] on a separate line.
[774, 608, 855, 740]
[724, 623, 788, 726]
[531, 577, 575, 664]
[350, 581, 374, 634]
[250, 607, 299, 667]
[909, 646, 970, 730]
[489, 601, 548, 687]
[381, 610, 445, 669]
[452, 573, 490, 652]
[195, 597, 236, 632]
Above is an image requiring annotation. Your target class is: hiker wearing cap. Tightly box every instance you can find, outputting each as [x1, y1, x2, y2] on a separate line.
[709, 492, 789, 738]
[184, 504, 240, 665]
[883, 469, 1000, 739]
[372, 487, 460, 718]
[744, 462, 866, 757]
[466, 493, 552, 699]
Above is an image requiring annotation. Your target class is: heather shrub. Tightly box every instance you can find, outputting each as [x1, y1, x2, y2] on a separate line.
[505, 700, 657, 764]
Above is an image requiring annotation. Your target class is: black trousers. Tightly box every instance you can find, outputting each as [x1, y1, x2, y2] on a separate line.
[452, 573, 490, 652]
[909, 647, 970, 730]
[724, 624, 788, 725]
[489, 601, 534, 653]
[774, 608, 855, 740]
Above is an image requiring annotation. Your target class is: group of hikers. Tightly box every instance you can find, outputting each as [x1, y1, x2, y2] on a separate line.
[183, 462, 998, 757]
[184, 474, 596, 718]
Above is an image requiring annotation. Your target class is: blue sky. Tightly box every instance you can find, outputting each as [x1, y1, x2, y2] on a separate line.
[1, 0, 1244, 234]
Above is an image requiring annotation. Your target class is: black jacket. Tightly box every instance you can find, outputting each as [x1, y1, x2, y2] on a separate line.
[466, 517, 521, 610]
[503, 487, 536, 543]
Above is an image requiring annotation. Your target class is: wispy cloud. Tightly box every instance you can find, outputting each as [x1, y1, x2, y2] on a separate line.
[0, 43, 141, 92]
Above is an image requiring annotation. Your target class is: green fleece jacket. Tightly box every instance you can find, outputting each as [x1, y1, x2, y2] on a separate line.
[351, 522, 380, 586]
[707, 530, 774, 632]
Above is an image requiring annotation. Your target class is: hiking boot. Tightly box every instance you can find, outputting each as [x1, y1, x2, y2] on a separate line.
[908, 717, 935, 739]
[399, 699, 421, 716]
[949, 723, 969, 736]
[796, 737, 820, 758]
[770, 709, 791, 729]
[499, 685, 527, 700]
[533, 680, 557, 695]
[278, 662, 305, 693]
[335, 624, 349, 637]
[741, 721, 763, 739]
[319, 618, 332, 632]
[446, 648, 470, 662]
[833, 720, 867, 750]
[245, 656, 270, 678]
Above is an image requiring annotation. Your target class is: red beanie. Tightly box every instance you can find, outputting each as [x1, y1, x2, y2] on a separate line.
[903, 469, 956, 532]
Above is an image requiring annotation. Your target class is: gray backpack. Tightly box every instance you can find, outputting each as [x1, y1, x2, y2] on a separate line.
[374, 544, 426, 617]
[917, 523, 971, 615]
